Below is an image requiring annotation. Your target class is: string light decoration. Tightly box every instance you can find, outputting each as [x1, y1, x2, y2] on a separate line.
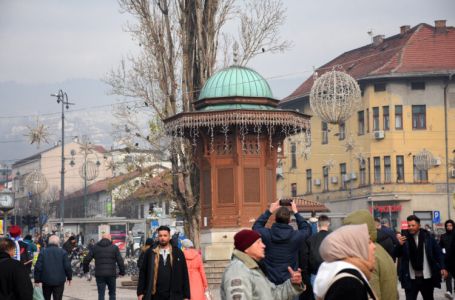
[25, 119, 50, 148]
[24, 170, 48, 195]
[414, 148, 435, 171]
[309, 66, 361, 124]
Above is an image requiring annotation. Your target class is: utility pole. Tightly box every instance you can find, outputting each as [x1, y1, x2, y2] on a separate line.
[51, 90, 74, 238]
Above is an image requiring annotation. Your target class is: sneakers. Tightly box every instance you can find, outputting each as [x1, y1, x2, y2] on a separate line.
[445, 291, 452, 299]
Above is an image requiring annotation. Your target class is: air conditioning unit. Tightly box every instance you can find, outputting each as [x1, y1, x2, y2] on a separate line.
[314, 179, 321, 186]
[450, 169, 455, 178]
[373, 130, 385, 140]
[432, 158, 441, 166]
[342, 174, 350, 182]
[350, 172, 357, 180]
[331, 176, 338, 184]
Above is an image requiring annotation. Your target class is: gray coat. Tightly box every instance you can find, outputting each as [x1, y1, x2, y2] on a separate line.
[221, 249, 304, 300]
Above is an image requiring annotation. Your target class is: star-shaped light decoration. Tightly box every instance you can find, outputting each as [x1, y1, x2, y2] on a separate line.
[323, 158, 337, 170]
[25, 120, 50, 148]
[354, 152, 366, 168]
[344, 135, 356, 152]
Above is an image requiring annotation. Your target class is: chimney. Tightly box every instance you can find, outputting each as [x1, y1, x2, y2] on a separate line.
[373, 35, 385, 46]
[400, 25, 410, 35]
[435, 20, 447, 33]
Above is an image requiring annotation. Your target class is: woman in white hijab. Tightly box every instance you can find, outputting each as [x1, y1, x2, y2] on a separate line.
[313, 224, 376, 300]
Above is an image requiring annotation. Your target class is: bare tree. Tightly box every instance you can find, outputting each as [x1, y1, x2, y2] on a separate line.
[106, 0, 290, 246]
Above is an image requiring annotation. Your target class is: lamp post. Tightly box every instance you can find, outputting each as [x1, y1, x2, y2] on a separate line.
[51, 90, 74, 237]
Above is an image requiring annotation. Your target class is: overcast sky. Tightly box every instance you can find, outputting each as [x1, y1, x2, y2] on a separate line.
[0, 0, 454, 162]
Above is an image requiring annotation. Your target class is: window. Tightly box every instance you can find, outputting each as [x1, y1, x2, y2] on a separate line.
[383, 106, 389, 130]
[306, 169, 312, 194]
[291, 183, 297, 197]
[374, 83, 386, 92]
[395, 105, 403, 130]
[396, 155, 404, 183]
[384, 156, 391, 183]
[412, 105, 426, 129]
[366, 108, 370, 133]
[411, 82, 425, 90]
[358, 111, 365, 135]
[291, 143, 297, 168]
[374, 157, 381, 184]
[322, 122, 328, 144]
[340, 163, 347, 190]
[359, 160, 366, 186]
[413, 156, 428, 183]
[373, 107, 379, 131]
[323, 166, 329, 192]
[338, 122, 345, 140]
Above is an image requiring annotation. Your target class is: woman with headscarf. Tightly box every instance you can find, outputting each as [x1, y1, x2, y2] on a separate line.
[313, 224, 377, 300]
[137, 237, 155, 269]
[182, 239, 208, 300]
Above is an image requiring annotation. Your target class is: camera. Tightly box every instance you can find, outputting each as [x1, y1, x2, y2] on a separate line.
[279, 199, 292, 206]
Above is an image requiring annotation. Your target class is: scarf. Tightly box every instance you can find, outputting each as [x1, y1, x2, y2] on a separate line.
[344, 257, 372, 280]
[408, 229, 425, 271]
[10, 236, 22, 261]
[320, 224, 370, 262]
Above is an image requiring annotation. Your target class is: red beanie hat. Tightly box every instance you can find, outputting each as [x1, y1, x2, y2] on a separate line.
[234, 229, 261, 252]
[9, 225, 22, 238]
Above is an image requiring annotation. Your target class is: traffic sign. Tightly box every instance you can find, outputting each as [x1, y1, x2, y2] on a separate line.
[433, 211, 441, 224]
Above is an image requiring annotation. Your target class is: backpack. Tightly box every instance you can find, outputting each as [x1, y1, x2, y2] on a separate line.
[325, 268, 376, 300]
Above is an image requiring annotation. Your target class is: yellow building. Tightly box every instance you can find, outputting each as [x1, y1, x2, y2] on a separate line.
[279, 21, 455, 229]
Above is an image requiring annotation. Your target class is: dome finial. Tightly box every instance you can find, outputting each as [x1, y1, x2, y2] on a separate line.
[233, 41, 239, 65]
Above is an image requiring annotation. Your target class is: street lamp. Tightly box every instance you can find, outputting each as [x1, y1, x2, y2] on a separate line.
[51, 90, 75, 237]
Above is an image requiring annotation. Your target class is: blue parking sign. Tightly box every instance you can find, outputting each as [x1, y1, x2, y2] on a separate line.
[433, 211, 441, 224]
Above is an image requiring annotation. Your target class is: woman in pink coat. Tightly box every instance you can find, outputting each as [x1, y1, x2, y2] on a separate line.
[182, 239, 209, 300]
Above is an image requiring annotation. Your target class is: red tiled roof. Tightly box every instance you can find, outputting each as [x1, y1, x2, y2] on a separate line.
[283, 22, 455, 103]
[280, 197, 330, 213]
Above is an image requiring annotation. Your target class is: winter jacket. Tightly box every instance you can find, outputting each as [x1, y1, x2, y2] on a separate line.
[0, 251, 33, 300]
[314, 260, 375, 300]
[252, 210, 311, 284]
[439, 221, 454, 266]
[306, 230, 330, 275]
[184, 249, 208, 300]
[137, 245, 190, 300]
[221, 249, 304, 300]
[34, 244, 72, 286]
[83, 238, 125, 277]
[396, 229, 444, 289]
[343, 210, 398, 300]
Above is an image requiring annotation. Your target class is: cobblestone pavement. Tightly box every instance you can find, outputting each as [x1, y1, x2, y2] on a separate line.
[62, 277, 452, 300]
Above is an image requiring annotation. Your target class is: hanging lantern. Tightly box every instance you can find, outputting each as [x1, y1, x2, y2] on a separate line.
[25, 170, 48, 195]
[310, 68, 361, 124]
[414, 149, 435, 171]
[79, 160, 100, 181]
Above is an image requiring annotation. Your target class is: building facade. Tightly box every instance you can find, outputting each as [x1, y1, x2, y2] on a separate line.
[280, 21, 455, 229]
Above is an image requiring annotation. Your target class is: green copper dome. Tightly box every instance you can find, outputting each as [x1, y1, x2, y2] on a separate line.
[198, 66, 274, 101]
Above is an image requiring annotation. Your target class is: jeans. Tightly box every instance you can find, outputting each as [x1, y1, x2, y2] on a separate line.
[446, 272, 453, 293]
[405, 277, 434, 300]
[96, 276, 116, 300]
[42, 283, 64, 300]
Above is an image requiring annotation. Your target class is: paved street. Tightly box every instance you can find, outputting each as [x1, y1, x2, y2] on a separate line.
[61, 277, 452, 300]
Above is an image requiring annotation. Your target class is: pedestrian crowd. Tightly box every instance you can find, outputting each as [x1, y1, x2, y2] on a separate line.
[2, 202, 455, 300]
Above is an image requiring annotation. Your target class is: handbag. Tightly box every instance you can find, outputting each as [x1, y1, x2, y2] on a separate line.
[33, 286, 45, 300]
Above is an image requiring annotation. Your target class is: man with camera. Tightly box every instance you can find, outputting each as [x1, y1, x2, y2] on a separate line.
[252, 199, 311, 286]
[396, 214, 447, 300]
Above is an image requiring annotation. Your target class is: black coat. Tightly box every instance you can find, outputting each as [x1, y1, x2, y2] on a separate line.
[306, 229, 331, 275]
[396, 229, 444, 289]
[0, 251, 33, 300]
[34, 244, 72, 285]
[83, 238, 125, 277]
[252, 210, 311, 284]
[325, 269, 375, 300]
[137, 245, 190, 300]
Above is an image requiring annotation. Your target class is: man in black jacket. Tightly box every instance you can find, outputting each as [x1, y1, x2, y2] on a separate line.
[440, 219, 455, 298]
[137, 225, 190, 300]
[252, 200, 311, 285]
[83, 233, 125, 300]
[34, 235, 72, 300]
[0, 238, 33, 300]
